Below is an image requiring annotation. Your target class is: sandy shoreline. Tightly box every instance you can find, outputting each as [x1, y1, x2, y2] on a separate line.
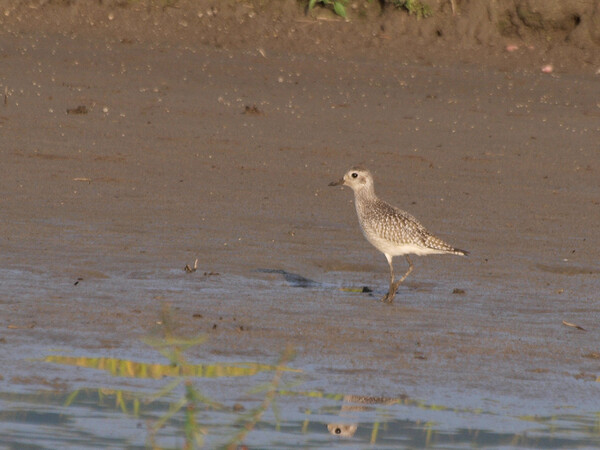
[0, 4, 599, 444]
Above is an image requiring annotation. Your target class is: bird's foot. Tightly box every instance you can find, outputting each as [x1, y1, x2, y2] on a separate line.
[380, 292, 395, 303]
[381, 281, 402, 303]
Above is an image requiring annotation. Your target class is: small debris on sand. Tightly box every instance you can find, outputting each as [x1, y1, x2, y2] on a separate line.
[562, 320, 586, 331]
[184, 258, 198, 273]
[243, 104, 262, 115]
[541, 64, 554, 74]
[66, 105, 88, 115]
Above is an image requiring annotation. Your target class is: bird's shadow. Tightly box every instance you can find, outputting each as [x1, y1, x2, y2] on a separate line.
[256, 269, 320, 288]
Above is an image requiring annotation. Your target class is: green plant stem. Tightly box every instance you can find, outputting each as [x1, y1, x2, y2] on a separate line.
[225, 345, 295, 450]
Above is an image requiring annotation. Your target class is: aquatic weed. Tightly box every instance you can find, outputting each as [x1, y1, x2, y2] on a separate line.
[224, 345, 296, 449]
[143, 305, 299, 449]
[144, 306, 217, 448]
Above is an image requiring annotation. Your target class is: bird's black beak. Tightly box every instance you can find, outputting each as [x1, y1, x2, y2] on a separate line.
[329, 178, 344, 187]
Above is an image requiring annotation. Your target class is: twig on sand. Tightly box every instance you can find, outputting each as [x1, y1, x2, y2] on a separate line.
[184, 258, 198, 273]
[562, 320, 586, 331]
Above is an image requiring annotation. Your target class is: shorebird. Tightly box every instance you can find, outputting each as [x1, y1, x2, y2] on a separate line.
[329, 167, 467, 303]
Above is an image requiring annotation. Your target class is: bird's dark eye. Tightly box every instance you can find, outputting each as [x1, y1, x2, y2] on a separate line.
[351, 172, 358, 178]
[335, 428, 342, 434]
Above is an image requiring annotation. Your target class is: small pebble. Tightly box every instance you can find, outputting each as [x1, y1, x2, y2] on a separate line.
[541, 64, 553, 74]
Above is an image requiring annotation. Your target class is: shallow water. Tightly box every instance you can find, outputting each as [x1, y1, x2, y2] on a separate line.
[2, 258, 600, 448]
[2, 252, 599, 448]
[2, 383, 599, 448]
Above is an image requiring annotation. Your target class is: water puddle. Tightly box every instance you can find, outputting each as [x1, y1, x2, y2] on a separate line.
[4, 327, 598, 448]
[2, 385, 599, 448]
[2, 280, 598, 448]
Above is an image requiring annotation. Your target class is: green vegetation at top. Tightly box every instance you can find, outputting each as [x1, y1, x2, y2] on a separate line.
[307, 0, 348, 18]
[305, 0, 433, 19]
[391, 0, 432, 18]
[46, 0, 435, 20]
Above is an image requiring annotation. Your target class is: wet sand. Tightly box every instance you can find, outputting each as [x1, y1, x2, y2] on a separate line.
[1, 5, 599, 442]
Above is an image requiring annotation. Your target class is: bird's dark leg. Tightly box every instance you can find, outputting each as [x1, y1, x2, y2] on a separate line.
[382, 255, 414, 303]
[397, 255, 414, 286]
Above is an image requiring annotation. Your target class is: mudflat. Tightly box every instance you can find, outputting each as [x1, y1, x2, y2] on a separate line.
[0, 1, 599, 444]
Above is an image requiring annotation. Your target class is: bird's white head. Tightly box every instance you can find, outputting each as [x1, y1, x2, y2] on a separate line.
[329, 167, 374, 194]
